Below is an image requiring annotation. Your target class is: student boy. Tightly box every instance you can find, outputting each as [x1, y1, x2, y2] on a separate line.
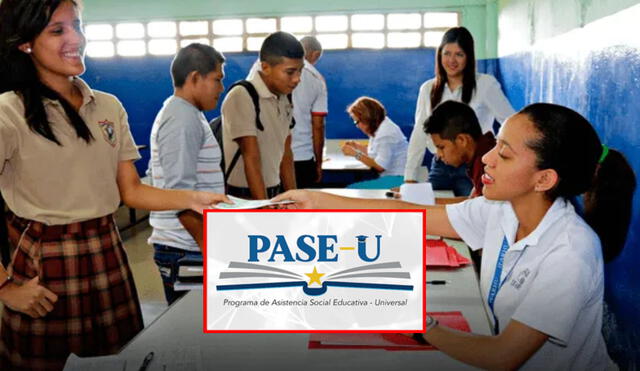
[222, 31, 303, 199]
[147, 43, 225, 304]
[247, 36, 328, 189]
[424, 100, 497, 202]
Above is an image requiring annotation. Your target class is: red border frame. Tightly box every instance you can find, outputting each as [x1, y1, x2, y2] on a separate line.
[203, 209, 427, 334]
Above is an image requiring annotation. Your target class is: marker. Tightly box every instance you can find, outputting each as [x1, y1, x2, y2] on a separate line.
[426, 280, 447, 285]
[138, 352, 154, 371]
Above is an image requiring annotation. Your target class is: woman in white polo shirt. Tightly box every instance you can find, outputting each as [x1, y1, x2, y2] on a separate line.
[275, 103, 636, 369]
[405, 27, 515, 195]
[341, 97, 408, 186]
[0, 1, 228, 369]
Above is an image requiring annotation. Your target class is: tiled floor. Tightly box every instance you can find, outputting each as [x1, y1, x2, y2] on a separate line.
[114, 207, 169, 326]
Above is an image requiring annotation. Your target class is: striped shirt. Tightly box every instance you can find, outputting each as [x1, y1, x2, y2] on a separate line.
[148, 96, 224, 251]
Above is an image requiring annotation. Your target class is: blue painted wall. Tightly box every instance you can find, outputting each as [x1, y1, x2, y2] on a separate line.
[497, 45, 640, 367]
[83, 49, 444, 173]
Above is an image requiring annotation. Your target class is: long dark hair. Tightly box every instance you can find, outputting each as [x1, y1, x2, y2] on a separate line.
[521, 103, 636, 261]
[0, 0, 93, 145]
[430, 27, 476, 110]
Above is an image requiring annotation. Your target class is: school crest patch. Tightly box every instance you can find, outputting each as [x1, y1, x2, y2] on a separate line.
[98, 119, 117, 146]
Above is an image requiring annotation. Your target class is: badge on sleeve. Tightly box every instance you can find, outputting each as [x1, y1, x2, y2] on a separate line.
[98, 119, 117, 147]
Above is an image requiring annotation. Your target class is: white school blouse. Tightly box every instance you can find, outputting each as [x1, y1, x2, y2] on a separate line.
[367, 117, 408, 176]
[404, 73, 515, 181]
[446, 197, 614, 371]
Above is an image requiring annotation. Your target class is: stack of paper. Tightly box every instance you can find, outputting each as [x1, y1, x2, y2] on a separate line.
[425, 239, 471, 267]
[214, 195, 294, 210]
[308, 311, 471, 351]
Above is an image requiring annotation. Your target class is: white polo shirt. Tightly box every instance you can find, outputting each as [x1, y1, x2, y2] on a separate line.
[367, 117, 408, 176]
[446, 197, 614, 370]
[247, 60, 328, 161]
[405, 73, 515, 181]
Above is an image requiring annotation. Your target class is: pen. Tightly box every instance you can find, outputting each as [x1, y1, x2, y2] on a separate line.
[138, 351, 154, 371]
[426, 280, 448, 285]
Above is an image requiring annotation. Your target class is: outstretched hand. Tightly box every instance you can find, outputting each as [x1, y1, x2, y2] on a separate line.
[190, 192, 232, 214]
[272, 190, 318, 209]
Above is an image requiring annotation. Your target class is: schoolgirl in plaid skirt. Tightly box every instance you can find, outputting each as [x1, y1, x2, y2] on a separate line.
[0, 1, 229, 369]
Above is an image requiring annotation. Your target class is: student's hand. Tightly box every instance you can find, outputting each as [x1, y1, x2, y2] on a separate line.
[341, 144, 357, 156]
[315, 165, 323, 183]
[0, 277, 58, 318]
[272, 190, 319, 209]
[189, 191, 232, 213]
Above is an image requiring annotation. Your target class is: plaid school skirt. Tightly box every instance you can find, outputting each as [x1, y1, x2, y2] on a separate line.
[0, 212, 144, 371]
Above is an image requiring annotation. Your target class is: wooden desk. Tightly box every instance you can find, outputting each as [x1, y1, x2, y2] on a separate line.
[110, 189, 490, 370]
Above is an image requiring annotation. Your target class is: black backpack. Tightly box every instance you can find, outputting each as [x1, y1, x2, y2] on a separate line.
[210, 80, 295, 184]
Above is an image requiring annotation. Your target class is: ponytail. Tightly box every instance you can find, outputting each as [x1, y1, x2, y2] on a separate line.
[584, 149, 636, 261]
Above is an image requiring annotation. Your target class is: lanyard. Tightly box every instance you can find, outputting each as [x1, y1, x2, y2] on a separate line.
[487, 236, 527, 334]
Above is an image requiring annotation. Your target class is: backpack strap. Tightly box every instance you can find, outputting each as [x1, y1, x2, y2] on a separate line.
[286, 93, 296, 129]
[224, 80, 264, 182]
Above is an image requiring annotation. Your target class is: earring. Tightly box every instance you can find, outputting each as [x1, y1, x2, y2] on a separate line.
[25, 47, 32, 54]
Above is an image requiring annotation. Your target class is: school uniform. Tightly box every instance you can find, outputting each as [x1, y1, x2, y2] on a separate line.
[0, 78, 143, 369]
[367, 117, 408, 176]
[221, 70, 293, 198]
[247, 60, 328, 189]
[446, 197, 614, 370]
[405, 74, 515, 188]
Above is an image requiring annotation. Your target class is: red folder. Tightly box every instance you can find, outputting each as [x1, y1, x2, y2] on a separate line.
[308, 311, 471, 351]
[426, 239, 470, 267]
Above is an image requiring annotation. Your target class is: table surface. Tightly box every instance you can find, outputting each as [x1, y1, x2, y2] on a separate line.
[115, 188, 489, 370]
[322, 139, 370, 171]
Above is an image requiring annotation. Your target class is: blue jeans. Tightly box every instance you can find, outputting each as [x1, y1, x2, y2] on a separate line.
[153, 244, 202, 305]
[428, 157, 473, 197]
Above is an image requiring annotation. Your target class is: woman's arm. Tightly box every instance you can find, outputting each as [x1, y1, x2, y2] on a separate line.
[342, 143, 384, 172]
[116, 160, 230, 213]
[272, 190, 459, 239]
[424, 319, 548, 370]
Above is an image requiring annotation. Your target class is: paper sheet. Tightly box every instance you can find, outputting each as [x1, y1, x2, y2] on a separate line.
[399, 182, 435, 205]
[214, 195, 293, 210]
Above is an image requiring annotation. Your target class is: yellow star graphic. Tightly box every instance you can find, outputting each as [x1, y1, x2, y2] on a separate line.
[305, 267, 325, 286]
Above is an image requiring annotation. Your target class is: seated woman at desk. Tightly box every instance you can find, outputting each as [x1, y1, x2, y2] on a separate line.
[275, 103, 636, 369]
[341, 97, 408, 187]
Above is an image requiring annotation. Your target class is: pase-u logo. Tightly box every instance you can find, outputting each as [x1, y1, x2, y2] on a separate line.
[217, 233, 413, 296]
[248, 234, 382, 262]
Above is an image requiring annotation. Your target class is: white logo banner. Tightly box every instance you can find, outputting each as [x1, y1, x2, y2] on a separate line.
[204, 210, 425, 332]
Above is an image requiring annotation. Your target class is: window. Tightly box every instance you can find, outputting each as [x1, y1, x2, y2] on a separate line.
[387, 32, 421, 48]
[315, 15, 348, 32]
[115, 23, 144, 39]
[86, 41, 114, 58]
[246, 18, 277, 34]
[387, 13, 421, 30]
[212, 19, 243, 36]
[352, 32, 385, 49]
[85, 24, 113, 40]
[117, 40, 145, 56]
[147, 21, 176, 38]
[281, 16, 313, 33]
[351, 14, 384, 31]
[148, 39, 177, 55]
[179, 21, 208, 36]
[85, 10, 459, 57]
